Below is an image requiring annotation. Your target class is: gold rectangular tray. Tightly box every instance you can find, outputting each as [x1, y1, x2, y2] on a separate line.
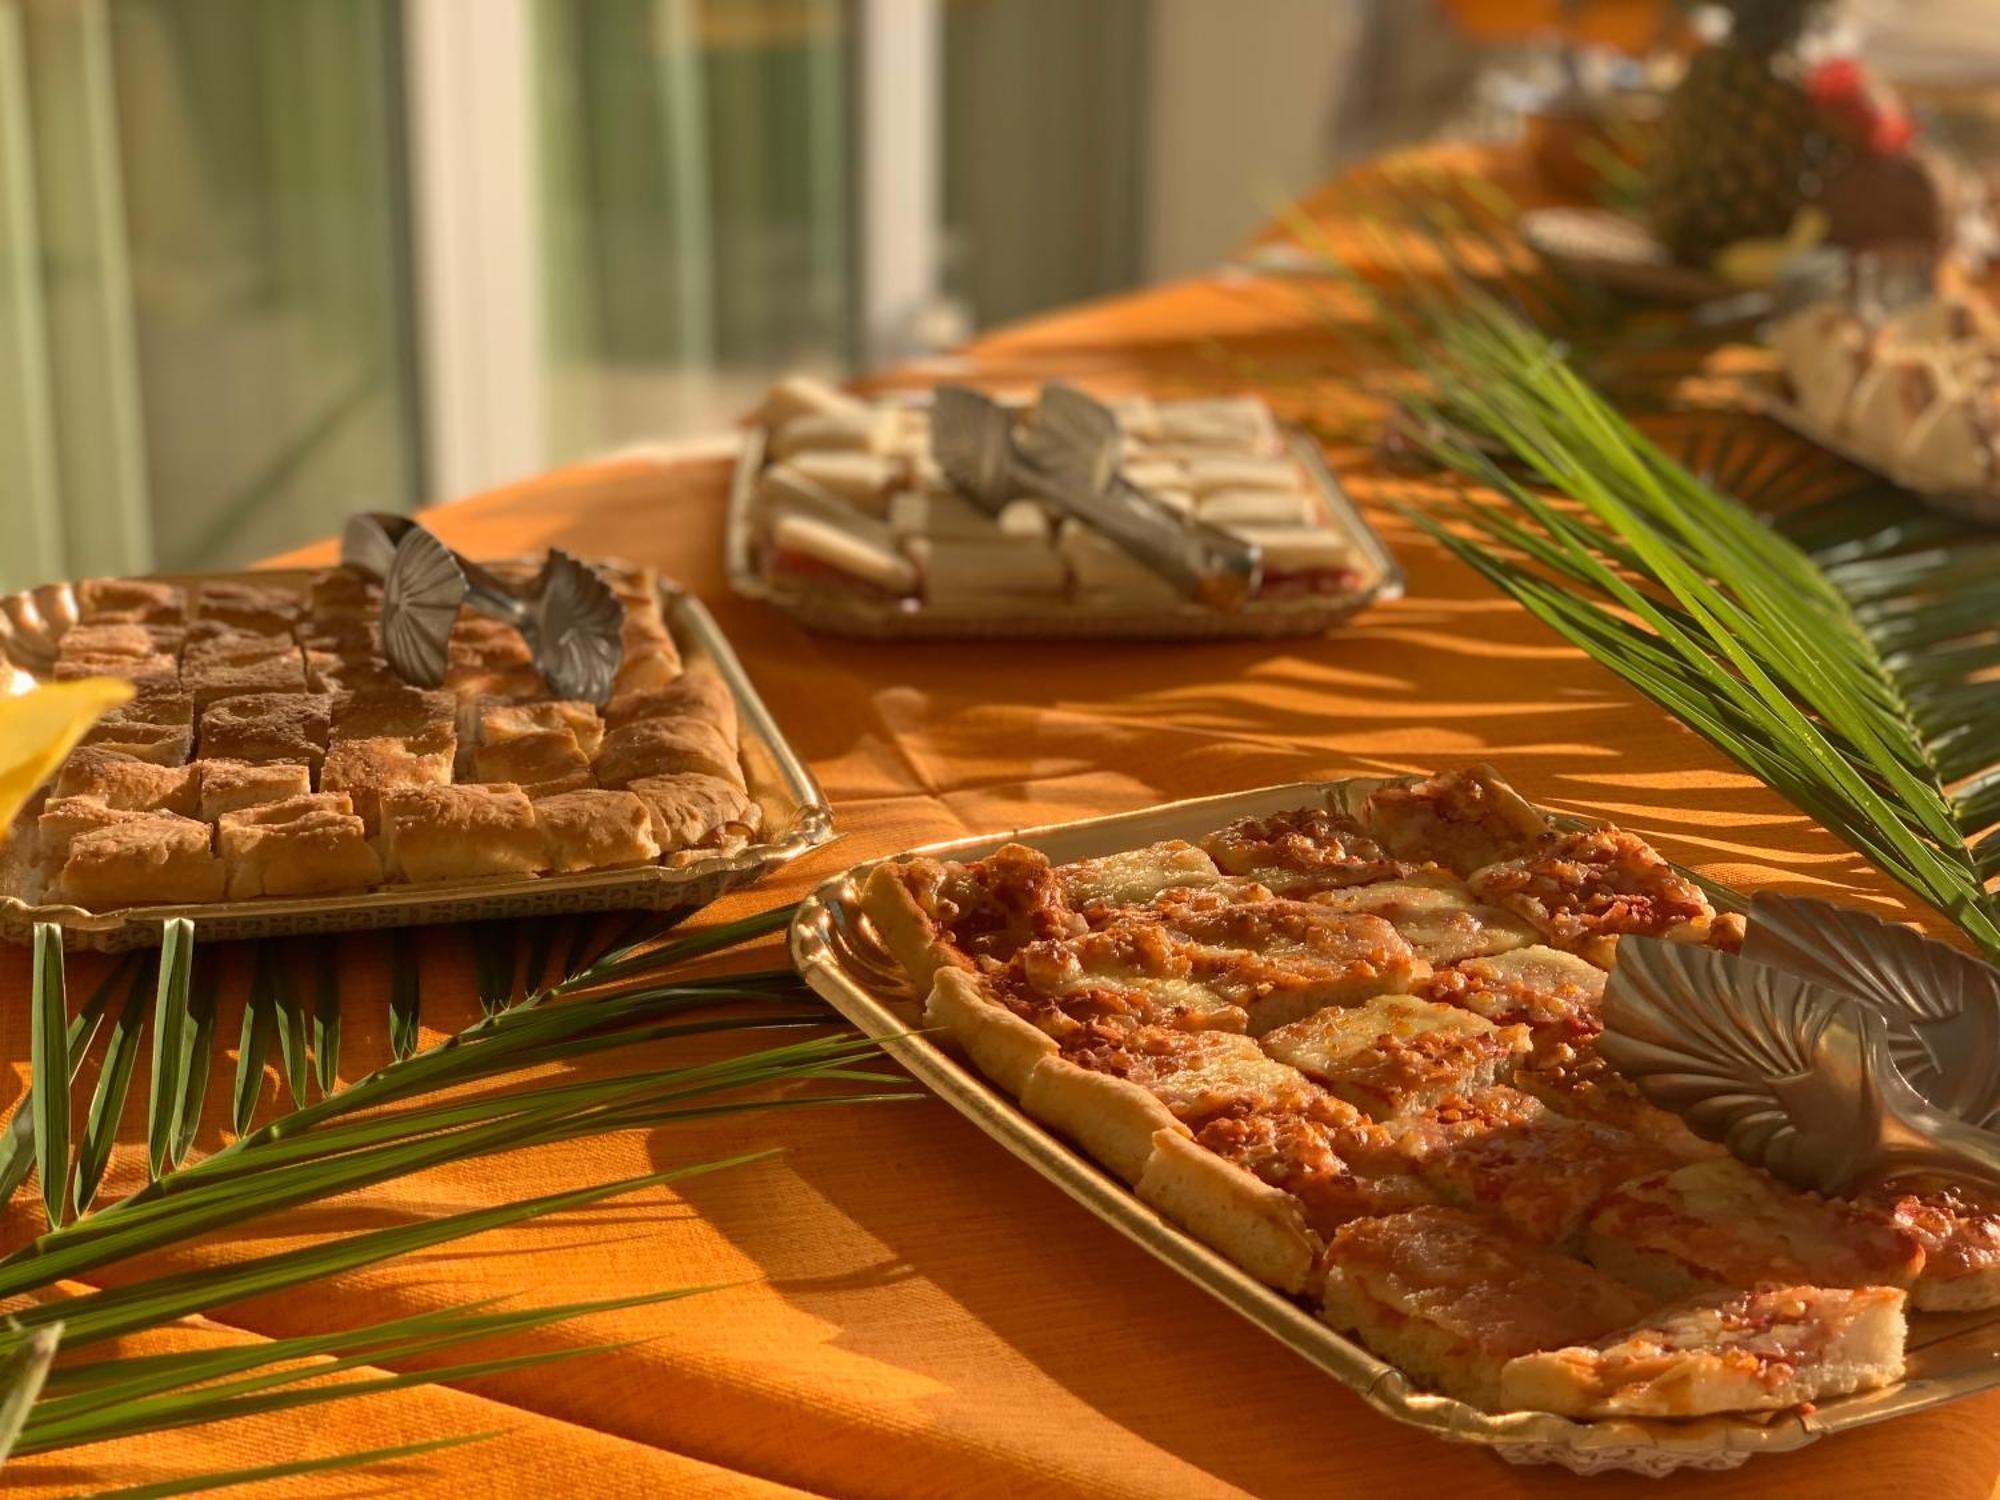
[1, 566, 835, 950]
[724, 416, 1404, 640]
[788, 780, 2000, 1476]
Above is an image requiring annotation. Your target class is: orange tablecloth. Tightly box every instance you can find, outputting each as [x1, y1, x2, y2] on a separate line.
[7, 179, 1993, 1500]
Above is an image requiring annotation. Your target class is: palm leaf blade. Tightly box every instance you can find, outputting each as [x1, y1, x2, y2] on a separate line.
[31, 925, 71, 1229]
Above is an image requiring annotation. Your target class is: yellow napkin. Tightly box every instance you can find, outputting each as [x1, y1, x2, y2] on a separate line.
[0, 678, 134, 838]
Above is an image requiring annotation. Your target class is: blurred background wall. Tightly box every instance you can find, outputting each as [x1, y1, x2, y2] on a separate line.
[0, 0, 1993, 588]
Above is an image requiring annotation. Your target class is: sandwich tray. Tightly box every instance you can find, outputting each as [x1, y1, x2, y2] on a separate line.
[0, 565, 835, 950]
[789, 780, 2000, 1475]
[725, 414, 1404, 641]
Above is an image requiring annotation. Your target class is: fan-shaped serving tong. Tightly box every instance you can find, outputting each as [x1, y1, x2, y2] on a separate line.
[1601, 894, 2000, 1197]
[929, 384, 1262, 608]
[339, 512, 625, 705]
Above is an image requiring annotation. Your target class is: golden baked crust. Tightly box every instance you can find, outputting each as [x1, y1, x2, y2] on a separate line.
[1585, 1159, 1927, 1299]
[1201, 805, 1409, 894]
[197, 760, 313, 821]
[192, 580, 298, 634]
[473, 698, 604, 758]
[1851, 1180, 2000, 1311]
[330, 685, 457, 753]
[1321, 1207, 1652, 1408]
[1262, 996, 1529, 1118]
[1500, 1285, 1907, 1417]
[532, 789, 661, 872]
[183, 650, 308, 708]
[626, 772, 760, 854]
[472, 728, 593, 796]
[38, 798, 169, 874]
[218, 799, 381, 898]
[1353, 767, 1552, 876]
[1136, 1129, 1321, 1293]
[1059, 1026, 1323, 1125]
[1466, 825, 1714, 966]
[320, 737, 454, 833]
[381, 783, 548, 883]
[53, 652, 178, 688]
[59, 622, 186, 662]
[57, 816, 224, 906]
[196, 693, 330, 769]
[603, 669, 733, 745]
[52, 748, 198, 815]
[594, 716, 742, 790]
[75, 577, 185, 624]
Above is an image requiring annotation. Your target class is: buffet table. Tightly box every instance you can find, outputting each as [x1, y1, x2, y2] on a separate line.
[8, 167, 1994, 1499]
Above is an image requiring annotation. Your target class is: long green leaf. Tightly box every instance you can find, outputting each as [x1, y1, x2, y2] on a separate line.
[146, 922, 194, 1180]
[0, 1323, 61, 1466]
[271, 943, 311, 1108]
[390, 924, 422, 1059]
[231, 948, 274, 1136]
[0, 956, 134, 1207]
[310, 938, 340, 1097]
[73, 960, 155, 1216]
[30, 926, 71, 1229]
[171, 951, 221, 1164]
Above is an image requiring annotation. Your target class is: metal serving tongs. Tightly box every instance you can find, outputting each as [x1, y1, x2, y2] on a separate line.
[339, 512, 626, 705]
[930, 383, 1262, 608]
[1600, 894, 2000, 1197]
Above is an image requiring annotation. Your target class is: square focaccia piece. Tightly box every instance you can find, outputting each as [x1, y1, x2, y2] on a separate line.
[183, 648, 308, 709]
[330, 685, 457, 755]
[859, 844, 1084, 992]
[75, 577, 186, 625]
[1141, 890, 1431, 1034]
[306, 567, 378, 622]
[472, 727, 594, 797]
[1320, 1207, 1653, 1409]
[320, 736, 454, 834]
[58, 621, 185, 663]
[602, 668, 731, 750]
[52, 748, 198, 816]
[594, 716, 742, 790]
[1501, 1285, 1907, 1418]
[197, 692, 330, 769]
[1348, 766, 1552, 876]
[53, 652, 178, 688]
[217, 795, 382, 898]
[532, 789, 661, 872]
[55, 815, 224, 907]
[1855, 1180, 2000, 1311]
[381, 783, 548, 883]
[1306, 870, 1538, 965]
[1388, 1086, 1676, 1246]
[1022, 1026, 1322, 1185]
[191, 580, 299, 634]
[197, 760, 313, 821]
[38, 798, 178, 874]
[1199, 804, 1411, 895]
[472, 697, 605, 759]
[1054, 839, 1221, 912]
[1585, 1159, 1927, 1301]
[78, 687, 194, 765]
[1262, 995, 1529, 1119]
[627, 772, 761, 855]
[1465, 825, 1714, 968]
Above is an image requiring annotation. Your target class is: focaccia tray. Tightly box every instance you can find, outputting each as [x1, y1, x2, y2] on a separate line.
[1, 562, 834, 949]
[725, 393, 1403, 640]
[790, 777, 2000, 1474]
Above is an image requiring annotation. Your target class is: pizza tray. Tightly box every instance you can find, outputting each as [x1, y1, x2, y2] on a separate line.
[0, 566, 835, 950]
[788, 781, 2000, 1475]
[724, 418, 1404, 641]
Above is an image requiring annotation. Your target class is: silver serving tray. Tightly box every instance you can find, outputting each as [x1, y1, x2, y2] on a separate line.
[0, 566, 836, 949]
[725, 403, 1404, 640]
[788, 780, 2000, 1476]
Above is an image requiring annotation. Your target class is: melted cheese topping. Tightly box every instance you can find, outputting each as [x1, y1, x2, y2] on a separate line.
[1262, 996, 1529, 1117]
[1466, 826, 1713, 951]
[1057, 839, 1221, 910]
[1200, 805, 1409, 894]
[1419, 944, 1606, 1030]
[1063, 1026, 1321, 1122]
[1330, 1207, 1651, 1358]
[1304, 871, 1538, 963]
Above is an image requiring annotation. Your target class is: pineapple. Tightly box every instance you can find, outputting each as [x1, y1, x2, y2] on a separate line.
[1645, 0, 1839, 268]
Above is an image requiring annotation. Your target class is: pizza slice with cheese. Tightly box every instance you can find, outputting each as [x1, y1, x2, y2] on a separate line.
[1320, 1206, 1654, 1408]
[1465, 825, 1714, 968]
[1501, 1284, 1908, 1417]
[1304, 870, 1540, 965]
[1347, 766, 1553, 876]
[1585, 1159, 1928, 1301]
[1199, 803, 1412, 895]
[1854, 1178, 2000, 1311]
[1261, 995, 1530, 1119]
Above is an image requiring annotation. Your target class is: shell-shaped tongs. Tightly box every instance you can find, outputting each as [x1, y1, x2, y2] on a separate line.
[1601, 894, 2000, 1197]
[339, 511, 624, 706]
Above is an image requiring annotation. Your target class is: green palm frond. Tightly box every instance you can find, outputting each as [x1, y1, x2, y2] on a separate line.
[1335, 282, 1999, 952]
[0, 904, 908, 1490]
